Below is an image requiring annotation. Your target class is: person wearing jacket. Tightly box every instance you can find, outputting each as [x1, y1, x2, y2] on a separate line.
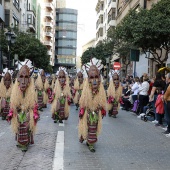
[155, 87, 164, 126]
[163, 73, 170, 136]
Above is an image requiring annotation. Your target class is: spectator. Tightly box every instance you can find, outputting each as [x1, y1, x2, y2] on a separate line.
[149, 73, 166, 124]
[148, 77, 155, 95]
[131, 77, 140, 104]
[155, 87, 164, 126]
[138, 76, 150, 115]
[163, 73, 170, 135]
[122, 84, 132, 111]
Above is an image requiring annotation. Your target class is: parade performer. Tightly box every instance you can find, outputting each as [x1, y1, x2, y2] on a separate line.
[0, 68, 13, 120]
[50, 67, 71, 123]
[46, 75, 55, 99]
[7, 59, 39, 152]
[35, 69, 48, 111]
[107, 69, 122, 118]
[78, 58, 107, 152]
[73, 69, 84, 110]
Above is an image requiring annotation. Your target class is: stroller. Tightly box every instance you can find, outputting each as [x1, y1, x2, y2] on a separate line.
[140, 102, 155, 122]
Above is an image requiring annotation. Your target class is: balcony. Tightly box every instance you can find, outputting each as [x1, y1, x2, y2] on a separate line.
[45, 12, 53, 19]
[44, 22, 53, 28]
[47, 50, 52, 55]
[45, 31, 53, 37]
[44, 3, 53, 10]
[96, 23, 103, 31]
[28, 23, 36, 33]
[44, 41, 53, 47]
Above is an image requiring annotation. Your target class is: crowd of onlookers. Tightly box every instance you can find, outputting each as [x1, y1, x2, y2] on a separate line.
[120, 72, 170, 137]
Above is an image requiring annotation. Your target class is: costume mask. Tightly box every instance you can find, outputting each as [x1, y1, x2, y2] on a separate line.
[58, 70, 66, 87]
[112, 73, 119, 84]
[77, 72, 83, 84]
[18, 65, 30, 92]
[88, 65, 100, 93]
[41, 70, 46, 84]
[4, 72, 12, 89]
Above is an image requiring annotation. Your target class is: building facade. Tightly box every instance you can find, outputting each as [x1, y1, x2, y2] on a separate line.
[95, 0, 117, 45]
[0, 0, 5, 28]
[56, 0, 66, 8]
[116, 0, 160, 77]
[4, 0, 21, 29]
[82, 38, 95, 53]
[54, 8, 77, 72]
[38, 0, 56, 66]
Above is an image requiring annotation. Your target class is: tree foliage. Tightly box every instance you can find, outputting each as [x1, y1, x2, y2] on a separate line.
[1, 29, 51, 71]
[115, 0, 170, 67]
[81, 42, 113, 65]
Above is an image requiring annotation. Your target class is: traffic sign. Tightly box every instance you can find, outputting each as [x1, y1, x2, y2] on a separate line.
[113, 62, 121, 70]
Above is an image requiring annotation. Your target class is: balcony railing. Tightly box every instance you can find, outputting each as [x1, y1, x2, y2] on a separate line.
[45, 32, 53, 37]
[44, 22, 53, 28]
[44, 41, 52, 46]
[44, 3, 53, 9]
[45, 12, 53, 19]
[28, 23, 36, 33]
[47, 50, 52, 55]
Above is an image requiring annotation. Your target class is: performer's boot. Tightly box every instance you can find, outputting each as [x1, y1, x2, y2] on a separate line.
[79, 136, 84, 143]
[54, 113, 59, 123]
[108, 110, 111, 117]
[59, 119, 63, 123]
[112, 115, 117, 118]
[38, 107, 43, 112]
[86, 142, 95, 152]
[76, 103, 79, 110]
[30, 133, 34, 144]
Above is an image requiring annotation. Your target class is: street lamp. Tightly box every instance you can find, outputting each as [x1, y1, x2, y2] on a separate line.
[5, 31, 16, 68]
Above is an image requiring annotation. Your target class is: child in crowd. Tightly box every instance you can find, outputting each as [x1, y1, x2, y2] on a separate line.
[155, 87, 164, 126]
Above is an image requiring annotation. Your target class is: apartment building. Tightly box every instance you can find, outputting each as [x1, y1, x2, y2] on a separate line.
[82, 38, 95, 53]
[38, 0, 56, 66]
[4, 0, 21, 29]
[54, 8, 77, 72]
[95, 0, 117, 45]
[56, 0, 66, 8]
[0, 0, 5, 28]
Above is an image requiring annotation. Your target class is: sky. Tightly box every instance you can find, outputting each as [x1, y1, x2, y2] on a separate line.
[66, 0, 98, 56]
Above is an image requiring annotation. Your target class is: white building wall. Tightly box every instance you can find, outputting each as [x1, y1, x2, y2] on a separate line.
[135, 53, 148, 78]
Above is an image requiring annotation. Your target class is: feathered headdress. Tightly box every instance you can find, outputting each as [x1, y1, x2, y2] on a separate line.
[110, 69, 120, 76]
[84, 58, 103, 71]
[2, 68, 13, 77]
[16, 59, 34, 76]
[56, 66, 67, 76]
[109, 69, 120, 80]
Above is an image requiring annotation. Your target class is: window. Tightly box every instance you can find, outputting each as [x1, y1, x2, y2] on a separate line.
[58, 39, 77, 47]
[58, 58, 75, 64]
[13, 0, 20, 10]
[12, 17, 19, 27]
[57, 48, 76, 56]
[27, 14, 32, 24]
[58, 14, 77, 22]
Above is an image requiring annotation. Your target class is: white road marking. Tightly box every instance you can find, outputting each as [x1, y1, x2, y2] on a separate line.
[59, 120, 64, 127]
[53, 131, 64, 170]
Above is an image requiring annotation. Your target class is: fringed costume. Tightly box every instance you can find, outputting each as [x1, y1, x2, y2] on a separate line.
[78, 58, 107, 152]
[73, 69, 84, 110]
[7, 59, 39, 152]
[35, 73, 48, 110]
[0, 69, 13, 120]
[107, 70, 122, 118]
[50, 67, 71, 123]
